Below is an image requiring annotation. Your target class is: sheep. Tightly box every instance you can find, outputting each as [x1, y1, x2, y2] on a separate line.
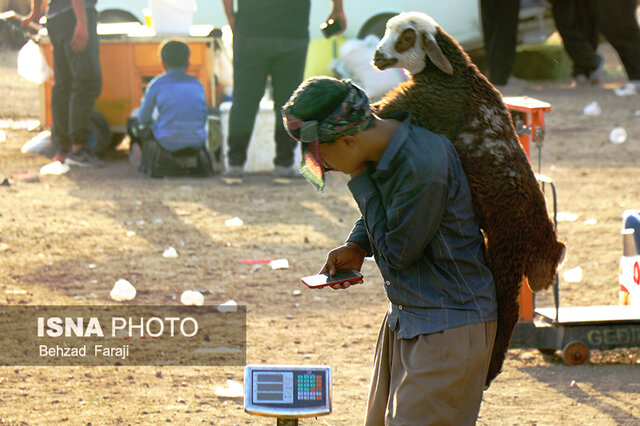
[371, 12, 566, 386]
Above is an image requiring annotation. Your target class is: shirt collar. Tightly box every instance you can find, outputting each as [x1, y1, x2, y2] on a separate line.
[165, 68, 188, 76]
[372, 111, 412, 176]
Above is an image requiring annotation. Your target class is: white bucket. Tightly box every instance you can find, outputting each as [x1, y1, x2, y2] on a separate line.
[149, 0, 197, 34]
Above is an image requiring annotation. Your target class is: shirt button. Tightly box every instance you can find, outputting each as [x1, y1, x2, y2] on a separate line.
[398, 305, 403, 311]
[385, 280, 391, 286]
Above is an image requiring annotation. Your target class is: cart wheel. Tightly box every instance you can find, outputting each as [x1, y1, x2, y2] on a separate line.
[538, 348, 556, 355]
[562, 341, 590, 365]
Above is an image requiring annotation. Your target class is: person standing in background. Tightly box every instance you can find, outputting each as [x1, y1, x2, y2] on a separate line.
[480, 0, 521, 88]
[551, 0, 640, 89]
[22, 0, 104, 166]
[221, 0, 346, 181]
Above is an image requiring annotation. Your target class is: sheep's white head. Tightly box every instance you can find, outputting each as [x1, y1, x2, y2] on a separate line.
[373, 12, 453, 76]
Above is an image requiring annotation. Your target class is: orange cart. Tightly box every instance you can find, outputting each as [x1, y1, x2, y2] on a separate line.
[39, 23, 219, 137]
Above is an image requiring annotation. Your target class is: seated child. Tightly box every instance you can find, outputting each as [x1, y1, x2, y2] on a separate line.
[129, 40, 212, 177]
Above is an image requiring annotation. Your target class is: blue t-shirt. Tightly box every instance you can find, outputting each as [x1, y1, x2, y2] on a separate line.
[47, 0, 97, 19]
[137, 68, 208, 152]
[347, 112, 497, 339]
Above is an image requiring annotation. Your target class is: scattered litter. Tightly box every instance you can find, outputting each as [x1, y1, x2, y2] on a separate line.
[609, 127, 628, 144]
[249, 264, 262, 274]
[217, 299, 238, 313]
[273, 178, 293, 185]
[583, 218, 598, 225]
[175, 208, 190, 216]
[563, 267, 583, 283]
[214, 379, 243, 398]
[252, 199, 265, 204]
[222, 177, 242, 185]
[126, 231, 136, 237]
[583, 101, 601, 116]
[136, 220, 145, 226]
[193, 347, 242, 354]
[39, 161, 70, 176]
[285, 314, 293, 320]
[5, 289, 27, 295]
[180, 290, 204, 306]
[0, 130, 6, 142]
[110, 279, 136, 302]
[134, 200, 142, 206]
[634, 110, 640, 117]
[225, 217, 244, 227]
[10, 172, 39, 182]
[153, 218, 163, 224]
[88, 263, 97, 269]
[162, 247, 178, 258]
[241, 258, 276, 264]
[179, 185, 192, 191]
[0, 243, 10, 253]
[0, 119, 40, 131]
[615, 83, 637, 97]
[1, 179, 9, 187]
[292, 289, 302, 297]
[557, 212, 579, 222]
[269, 258, 289, 270]
[21, 131, 53, 156]
[569, 380, 577, 388]
[313, 296, 327, 302]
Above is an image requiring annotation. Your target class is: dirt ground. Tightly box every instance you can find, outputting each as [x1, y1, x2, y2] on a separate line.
[1, 41, 640, 425]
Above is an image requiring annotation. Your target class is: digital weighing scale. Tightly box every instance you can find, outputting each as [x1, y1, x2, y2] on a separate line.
[244, 365, 332, 425]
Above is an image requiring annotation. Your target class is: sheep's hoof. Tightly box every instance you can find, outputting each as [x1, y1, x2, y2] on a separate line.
[562, 341, 590, 365]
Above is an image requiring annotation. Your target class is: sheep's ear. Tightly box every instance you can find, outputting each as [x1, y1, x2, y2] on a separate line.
[420, 31, 453, 75]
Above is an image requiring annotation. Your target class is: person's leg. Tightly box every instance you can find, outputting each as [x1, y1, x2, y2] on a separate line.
[593, 0, 640, 81]
[385, 321, 497, 425]
[552, 0, 601, 78]
[46, 13, 73, 156]
[363, 315, 393, 426]
[226, 35, 270, 169]
[268, 38, 308, 169]
[67, 8, 102, 152]
[480, 0, 520, 86]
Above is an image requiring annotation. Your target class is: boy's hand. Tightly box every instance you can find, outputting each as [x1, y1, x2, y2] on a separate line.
[320, 242, 367, 290]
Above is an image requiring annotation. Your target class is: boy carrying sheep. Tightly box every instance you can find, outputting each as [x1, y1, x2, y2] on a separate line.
[283, 76, 497, 425]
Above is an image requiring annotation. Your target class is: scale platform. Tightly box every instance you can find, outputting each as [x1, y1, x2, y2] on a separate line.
[512, 305, 640, 365]
[536, 305, 640, 325]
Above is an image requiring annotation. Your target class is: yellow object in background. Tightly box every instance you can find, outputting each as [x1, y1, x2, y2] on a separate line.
[304, 35, 347, 79]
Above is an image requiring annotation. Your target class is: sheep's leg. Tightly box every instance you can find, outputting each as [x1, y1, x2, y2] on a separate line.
[484, 236, 525, 387]
[524, 217, 566, 292]
[521, 180, 567, 292]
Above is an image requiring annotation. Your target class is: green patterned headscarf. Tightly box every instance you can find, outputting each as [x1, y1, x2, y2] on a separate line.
[283, 80, 372, 191]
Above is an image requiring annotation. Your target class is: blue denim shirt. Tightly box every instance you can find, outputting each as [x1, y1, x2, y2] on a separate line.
[346, 112, 497, 339]
[138, 68, 207, 152]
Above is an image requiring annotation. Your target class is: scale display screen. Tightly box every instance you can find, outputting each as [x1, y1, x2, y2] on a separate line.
[244, 365, 332, 417]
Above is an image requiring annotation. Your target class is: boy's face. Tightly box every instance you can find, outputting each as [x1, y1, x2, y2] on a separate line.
[318, 136, 366, 175]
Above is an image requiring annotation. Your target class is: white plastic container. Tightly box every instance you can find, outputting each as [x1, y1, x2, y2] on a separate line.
[149, 0, 197, 34]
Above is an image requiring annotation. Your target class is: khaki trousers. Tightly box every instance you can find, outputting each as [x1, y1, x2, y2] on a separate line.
[364, 316, 497, 426]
